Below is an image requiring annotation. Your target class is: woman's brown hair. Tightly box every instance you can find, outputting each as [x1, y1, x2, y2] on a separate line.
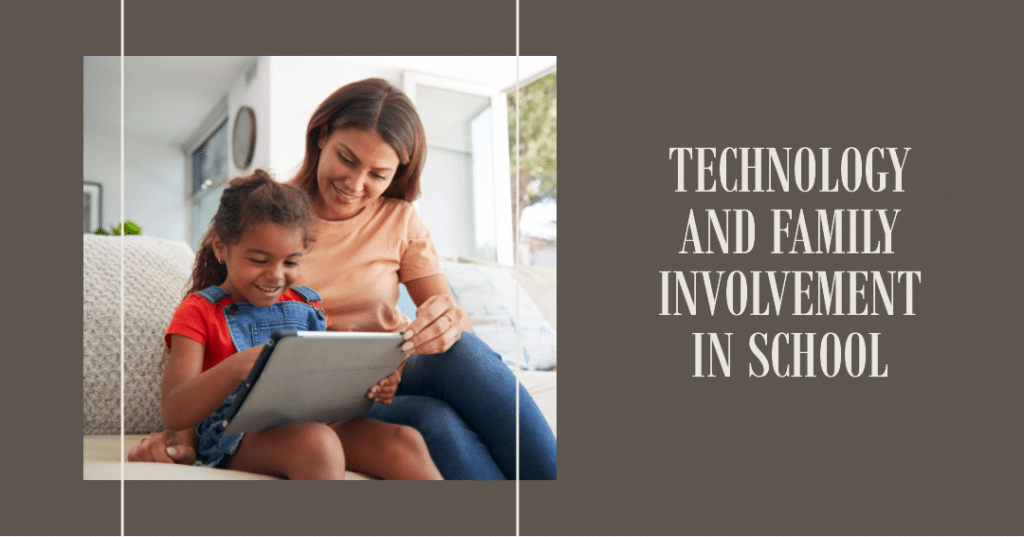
[186, 169, 313, 296]
[291, 78, 426, 202]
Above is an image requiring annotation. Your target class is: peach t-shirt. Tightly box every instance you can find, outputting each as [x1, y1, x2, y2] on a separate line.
[297, 197, 441, 333]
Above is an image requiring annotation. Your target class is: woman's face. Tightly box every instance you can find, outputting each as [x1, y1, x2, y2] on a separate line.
[315, 127, 400, 221]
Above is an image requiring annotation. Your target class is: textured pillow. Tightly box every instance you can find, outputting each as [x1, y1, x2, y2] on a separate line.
[455, 256, 557, 331]
[441, 261, 557, 370]
[83, 235, 195, 434]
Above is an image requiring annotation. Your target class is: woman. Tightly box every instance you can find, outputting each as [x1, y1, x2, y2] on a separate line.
[129, 78, 556, 480]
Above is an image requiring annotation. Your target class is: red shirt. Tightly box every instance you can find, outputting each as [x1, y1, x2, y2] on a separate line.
[165, 288, 329, 372]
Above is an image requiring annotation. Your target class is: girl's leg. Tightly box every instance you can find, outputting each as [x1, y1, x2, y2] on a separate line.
[228, 422, 346, 480]
[329, 418, 442, 480]
[396, 332, 557, 480]
[365, 395, 505, 480]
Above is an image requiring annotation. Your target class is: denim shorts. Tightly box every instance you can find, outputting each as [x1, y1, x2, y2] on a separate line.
[194, 385, 246, 469]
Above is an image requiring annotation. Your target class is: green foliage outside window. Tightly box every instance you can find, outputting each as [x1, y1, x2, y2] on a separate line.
[508, 71, 556, 223]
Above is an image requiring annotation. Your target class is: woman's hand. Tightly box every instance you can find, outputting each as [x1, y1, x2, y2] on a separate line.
[402, 293, 468, 355]
[367, 357, 408, 405]
[126, 429, 197, 465]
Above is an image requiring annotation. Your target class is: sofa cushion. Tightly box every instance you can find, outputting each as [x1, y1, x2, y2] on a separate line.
[83, 235, 195, 434]
[455, 256, 557, 331]
[441, 261, 557, 370]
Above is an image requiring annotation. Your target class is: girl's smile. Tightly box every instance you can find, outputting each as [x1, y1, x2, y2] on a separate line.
[212, 222, 305, 307]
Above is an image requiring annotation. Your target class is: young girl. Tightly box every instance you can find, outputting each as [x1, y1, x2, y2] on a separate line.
[161, 169, 442, 480]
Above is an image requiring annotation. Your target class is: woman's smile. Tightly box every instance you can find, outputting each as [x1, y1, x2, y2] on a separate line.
[331, 182, 361, 203]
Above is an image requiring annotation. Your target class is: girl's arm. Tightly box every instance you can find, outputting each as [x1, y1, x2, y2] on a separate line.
[160, 334, 264, 431]
[402, 273, 473, 355]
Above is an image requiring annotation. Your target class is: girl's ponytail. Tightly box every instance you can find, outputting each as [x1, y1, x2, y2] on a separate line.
[186, 230, 230, 296]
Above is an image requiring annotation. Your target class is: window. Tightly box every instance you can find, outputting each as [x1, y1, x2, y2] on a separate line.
[508, 71, 556, 267]
[403, 72, 514, 264]
[405, 68, 557, 268]
[189, 118, 229, 249]
[190, 118, 228, 196]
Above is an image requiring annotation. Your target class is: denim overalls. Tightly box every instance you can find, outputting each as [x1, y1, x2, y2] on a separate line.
[192, 285, 328, 468]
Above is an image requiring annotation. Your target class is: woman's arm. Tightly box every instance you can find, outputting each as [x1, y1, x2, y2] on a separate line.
[365, 274, 468, 400]
[160, 334, 264, 431]
[401, 273, 473, 355]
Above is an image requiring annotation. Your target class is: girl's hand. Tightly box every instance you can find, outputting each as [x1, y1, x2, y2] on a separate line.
[228, 344, 265, 380]
[402, 293, 468, 355]
[367, 357, 408, 405]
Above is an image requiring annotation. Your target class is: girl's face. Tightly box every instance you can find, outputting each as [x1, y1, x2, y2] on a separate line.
[213, 222, 305, 307]
[315, 127, 400, 221]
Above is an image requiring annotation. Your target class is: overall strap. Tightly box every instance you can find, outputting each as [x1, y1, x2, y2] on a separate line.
[195, 285, 230, 303]
[289, 285, 322, 303]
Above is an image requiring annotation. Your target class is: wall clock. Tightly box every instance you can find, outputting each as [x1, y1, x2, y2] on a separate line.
[232, 105, 256, 169]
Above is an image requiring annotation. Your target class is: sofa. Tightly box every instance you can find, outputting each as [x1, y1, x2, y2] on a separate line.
[83, 234, 557, 480]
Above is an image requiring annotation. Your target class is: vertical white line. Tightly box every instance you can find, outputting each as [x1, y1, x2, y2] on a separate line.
[514, 1, 521, 535]
[119, 1, 126, 534]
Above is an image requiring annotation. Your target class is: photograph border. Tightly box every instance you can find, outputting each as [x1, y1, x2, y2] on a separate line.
[83, 181, 102, 233]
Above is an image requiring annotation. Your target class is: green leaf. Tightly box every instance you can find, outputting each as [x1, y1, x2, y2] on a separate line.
[107, 220, 142, 236]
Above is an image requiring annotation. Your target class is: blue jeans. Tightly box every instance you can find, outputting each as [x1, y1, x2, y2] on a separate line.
[365, 332, 557, 480]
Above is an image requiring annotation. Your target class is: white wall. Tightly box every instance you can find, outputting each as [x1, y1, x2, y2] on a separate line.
[125, 138, 189, 242]
[225, 56, 271, 180]
[83, 130, 189, 242]
[267, 57, 395, 179]
[95, 57, 274, 249]
[83, 132, 121, 233]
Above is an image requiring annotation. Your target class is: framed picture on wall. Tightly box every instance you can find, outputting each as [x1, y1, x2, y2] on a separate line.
[84, 182, 102, 233]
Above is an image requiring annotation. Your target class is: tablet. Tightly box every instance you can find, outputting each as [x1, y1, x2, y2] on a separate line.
[221, 329, 406, 434]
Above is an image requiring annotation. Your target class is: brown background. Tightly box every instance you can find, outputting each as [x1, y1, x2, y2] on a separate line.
[3, 1, 1022, 535]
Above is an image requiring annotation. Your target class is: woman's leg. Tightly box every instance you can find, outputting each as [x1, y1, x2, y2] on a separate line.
[365, 395, 505, 480]
[396, 332, 557, 480]
[329, 418, 442, 480]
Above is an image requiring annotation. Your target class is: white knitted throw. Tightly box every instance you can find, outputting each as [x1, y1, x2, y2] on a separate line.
[83, 235, 194, 434]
